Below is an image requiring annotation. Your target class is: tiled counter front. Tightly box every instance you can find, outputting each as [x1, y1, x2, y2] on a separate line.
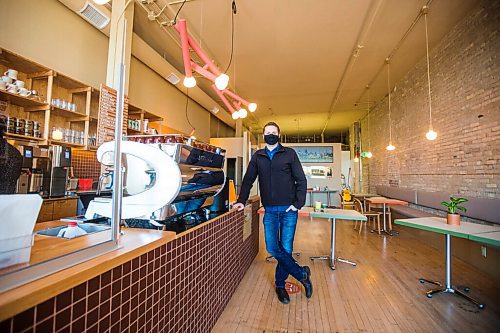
[0, 200, 260, 333]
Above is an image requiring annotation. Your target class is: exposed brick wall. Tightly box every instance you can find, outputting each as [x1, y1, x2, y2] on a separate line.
[0, 203, 260, 333]
[360, 0, 499, 198]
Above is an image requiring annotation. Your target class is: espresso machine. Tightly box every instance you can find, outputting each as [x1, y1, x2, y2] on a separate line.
[85, 135, 229, 231]
[15, 145, 46, 195]
[40, 145, 72, 197]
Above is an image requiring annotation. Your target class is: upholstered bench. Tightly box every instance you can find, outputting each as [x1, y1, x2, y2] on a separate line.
[375, 186, 500, 225]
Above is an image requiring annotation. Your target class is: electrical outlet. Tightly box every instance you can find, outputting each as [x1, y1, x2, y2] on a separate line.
[481, 246, 487, 258]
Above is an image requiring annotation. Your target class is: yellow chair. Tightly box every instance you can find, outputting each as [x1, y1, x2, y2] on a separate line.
[339, 192, 355, 209]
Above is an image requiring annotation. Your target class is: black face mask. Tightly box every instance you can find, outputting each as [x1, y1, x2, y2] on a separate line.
[264, 134, 279, 145]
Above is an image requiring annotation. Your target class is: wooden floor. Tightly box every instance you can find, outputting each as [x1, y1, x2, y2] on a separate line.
[212, 214, 500, 332]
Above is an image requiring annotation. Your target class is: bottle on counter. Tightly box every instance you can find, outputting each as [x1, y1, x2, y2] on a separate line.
[57, 222, 87, 239]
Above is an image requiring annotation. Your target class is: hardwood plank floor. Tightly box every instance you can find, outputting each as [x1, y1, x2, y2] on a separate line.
[212, 215, 500, 332]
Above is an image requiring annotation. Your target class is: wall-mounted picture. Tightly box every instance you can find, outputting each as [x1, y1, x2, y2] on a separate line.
[288, 146, 334, 163]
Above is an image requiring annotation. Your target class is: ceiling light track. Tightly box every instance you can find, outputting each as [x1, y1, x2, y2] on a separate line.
[354, 0, 434, 106]
[320, 0, 386, 136]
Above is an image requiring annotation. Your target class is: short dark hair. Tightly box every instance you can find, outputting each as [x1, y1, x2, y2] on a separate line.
[263, 121, 280, 134]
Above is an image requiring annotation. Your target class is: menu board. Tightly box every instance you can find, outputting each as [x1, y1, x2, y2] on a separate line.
[96, 84, 128, 147]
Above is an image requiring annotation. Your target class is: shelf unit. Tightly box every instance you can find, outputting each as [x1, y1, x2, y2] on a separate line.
[1, 48, 164, 148]
[0, 48, 99, 150]
[127, 103, 163, 135]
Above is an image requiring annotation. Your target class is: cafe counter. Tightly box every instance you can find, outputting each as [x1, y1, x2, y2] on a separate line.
[0, 196, 260, 333]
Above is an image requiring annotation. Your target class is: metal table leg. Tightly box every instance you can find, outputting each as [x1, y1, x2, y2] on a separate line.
[419, 234, 484, 309]
[310, 218, 357, 270]
[371, 203, 396, 236]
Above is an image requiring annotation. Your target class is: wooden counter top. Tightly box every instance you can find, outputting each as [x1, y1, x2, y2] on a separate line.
[42, 196, 79, 202]
[0, 221, 176, 322]
[0, 196, 260, 322]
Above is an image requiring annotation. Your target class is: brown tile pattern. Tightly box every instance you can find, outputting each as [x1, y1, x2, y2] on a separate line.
[1, 202, 259, 333]
[71, 150, 101, 183]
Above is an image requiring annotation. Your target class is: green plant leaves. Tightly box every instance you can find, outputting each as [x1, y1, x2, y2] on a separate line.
[442, 197, 468, 214]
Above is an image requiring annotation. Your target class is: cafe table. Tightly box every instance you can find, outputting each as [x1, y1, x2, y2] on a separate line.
[395, 217, 500, 309]
[366, 197, 408, 236]
[351, 193, 378, 210]
[302, 207, 367, 270]
[468, 231, 500, 247]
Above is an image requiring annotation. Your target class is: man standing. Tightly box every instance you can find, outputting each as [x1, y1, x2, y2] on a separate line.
[233, 122, 312, 304]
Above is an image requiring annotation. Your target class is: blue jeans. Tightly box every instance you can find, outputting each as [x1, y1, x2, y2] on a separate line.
[263, 209, 306, 288]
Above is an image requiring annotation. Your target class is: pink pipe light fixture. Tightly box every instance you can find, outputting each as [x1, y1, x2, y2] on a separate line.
[177, 20, 196, 88]
[212, 84, 237, 116]
[175, 19, 257, 118]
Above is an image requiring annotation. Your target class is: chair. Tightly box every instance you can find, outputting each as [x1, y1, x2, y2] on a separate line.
[353, 198, 382, 234]
[367, 201, 392, 232]
[339, 192, 355, 209]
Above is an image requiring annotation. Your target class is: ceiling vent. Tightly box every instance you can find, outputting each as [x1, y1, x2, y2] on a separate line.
[165, 73, 180, 85]
[79, 1, 110, 29]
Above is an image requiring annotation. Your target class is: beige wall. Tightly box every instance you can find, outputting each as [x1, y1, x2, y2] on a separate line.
[0, 0, 214, 142]
[0, 0, 108, 88]
[128, 57, 210, 141]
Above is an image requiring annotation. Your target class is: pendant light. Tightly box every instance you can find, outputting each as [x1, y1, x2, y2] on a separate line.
[232, 42, 247, 119]
[386, 59, 396, 151]
[366, 86, 373, 158]
[423, 9, 437, 141]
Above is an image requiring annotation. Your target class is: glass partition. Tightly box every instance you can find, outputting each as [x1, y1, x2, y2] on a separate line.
[0, 48, 118, 292]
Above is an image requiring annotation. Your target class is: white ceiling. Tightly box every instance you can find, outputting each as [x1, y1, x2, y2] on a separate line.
[133, 0, 480, 135]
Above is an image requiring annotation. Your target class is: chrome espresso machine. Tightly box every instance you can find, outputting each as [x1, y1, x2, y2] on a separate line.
[85, 135, 229, 232]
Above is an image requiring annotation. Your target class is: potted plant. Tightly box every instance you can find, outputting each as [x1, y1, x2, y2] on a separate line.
[441, 197, 468, 225]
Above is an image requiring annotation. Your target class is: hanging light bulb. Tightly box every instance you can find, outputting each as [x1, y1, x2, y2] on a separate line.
[238, 108, 248, 118]
[426, 129, 437, 140]
[353, 156, 359, 163]
[183, 76, 196, 88]
[366, 151, 373, 158]
[215, 73, 229, 90]
[248, 102, 257, 112]
[231, 111, 239, 120]
[386, 59, 396, 151]
[423, 11, 438, 141]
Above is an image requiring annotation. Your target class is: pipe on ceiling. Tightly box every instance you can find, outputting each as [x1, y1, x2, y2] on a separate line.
[320, 0, 386, 136]
[57, 0, 235, 129]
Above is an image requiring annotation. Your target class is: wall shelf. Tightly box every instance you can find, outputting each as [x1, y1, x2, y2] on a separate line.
[48, 139, 85, 148]
[50, 106, 86, 118]
[4, 132, 44, 142]
[0, 90, 48, 108]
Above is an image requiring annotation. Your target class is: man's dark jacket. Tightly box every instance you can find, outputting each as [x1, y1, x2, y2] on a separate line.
[237, 144, 307, 209]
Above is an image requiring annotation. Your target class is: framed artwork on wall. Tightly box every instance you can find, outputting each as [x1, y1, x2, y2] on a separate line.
[288, 146, 334, 163]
